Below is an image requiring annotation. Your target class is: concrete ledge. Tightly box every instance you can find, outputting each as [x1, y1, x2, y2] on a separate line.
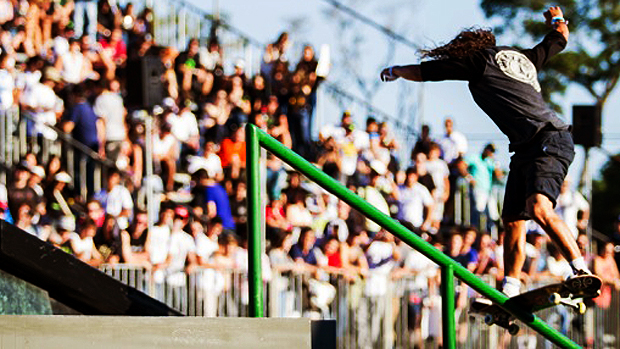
[0, 316, 335, 349]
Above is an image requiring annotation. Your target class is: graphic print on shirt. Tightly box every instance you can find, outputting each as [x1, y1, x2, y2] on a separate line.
[495, 50, 541, 92]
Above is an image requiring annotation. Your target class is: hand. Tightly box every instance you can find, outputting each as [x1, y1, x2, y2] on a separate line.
[380, 66, 399, 82]
[544, 6, 564, 27]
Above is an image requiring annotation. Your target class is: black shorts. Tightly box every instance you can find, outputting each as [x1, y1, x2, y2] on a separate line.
[502, 130, 575, 220]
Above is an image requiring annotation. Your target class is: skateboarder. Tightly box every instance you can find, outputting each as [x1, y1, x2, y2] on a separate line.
[380, 6, 600, 298]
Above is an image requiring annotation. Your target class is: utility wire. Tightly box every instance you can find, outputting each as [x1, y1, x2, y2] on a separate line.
[196, 10, 411, 131]
[318, 0, 419, 50]
[322, 83, 417, 134]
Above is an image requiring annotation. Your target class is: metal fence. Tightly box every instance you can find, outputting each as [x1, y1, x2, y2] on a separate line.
[1, 108, 120, 199]
[100, 263, 618, 349]
[0, 107, 17, 184]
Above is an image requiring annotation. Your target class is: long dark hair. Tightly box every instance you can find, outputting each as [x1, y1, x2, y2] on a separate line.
[421, 27, 496, 60]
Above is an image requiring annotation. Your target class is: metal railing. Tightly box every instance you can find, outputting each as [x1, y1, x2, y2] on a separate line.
[99, 264, 422, 348]
[245, 123, 580, 348]
[4, 109, 119, 200]
[100, 263, 619, 348]
[0, 107, 17, 184]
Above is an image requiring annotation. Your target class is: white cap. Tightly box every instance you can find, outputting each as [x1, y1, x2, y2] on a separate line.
[30, 166, 45, 178]
[54, 171, 72, 183]
[57, 215, 75, 231]
[370, 159, 387, 176]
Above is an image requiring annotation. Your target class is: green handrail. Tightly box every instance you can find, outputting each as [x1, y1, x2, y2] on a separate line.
[245, 123, 580, 349]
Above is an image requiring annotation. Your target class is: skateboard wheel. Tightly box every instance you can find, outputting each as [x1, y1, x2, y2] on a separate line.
[597, 289, 601, 297]
[584, 278, 593, 286]
[484, 314, 495, 325]
[577, 302, 586, 315]
[508, 324, 520, 335]
[549, 293, 562, 305]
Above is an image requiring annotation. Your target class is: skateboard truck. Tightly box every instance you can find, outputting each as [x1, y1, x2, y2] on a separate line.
[483, 314, 520, 335]
[549, 293, 586, 315]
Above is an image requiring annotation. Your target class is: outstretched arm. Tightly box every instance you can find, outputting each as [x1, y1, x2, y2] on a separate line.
[522, 6, 569, 70]
[544, 6, 569, 42]
[380, 65, 422, 82]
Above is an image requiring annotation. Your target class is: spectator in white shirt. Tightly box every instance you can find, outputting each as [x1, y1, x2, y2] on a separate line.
[360, 161, 390, 236]
[426, 143, 450, 230]
[165, 206, 198, 287]
[20, 66, 64, 141]
[555, 179, 589, 239]
[399, 166, 435, 232]
[147, 207, 174, 274]
[187, 141, 224, 181]
[94, 169, 133, 230]
[0, 52, 16, 112]
[55, 38, 94, 84]
[439, 117, 468, 164]
[153, 122, 178, 192]
[193, 218, 219, 265]
[70, 219, 103, 267]
[167, 99, 200, 166]
[94, 78, 127, 162]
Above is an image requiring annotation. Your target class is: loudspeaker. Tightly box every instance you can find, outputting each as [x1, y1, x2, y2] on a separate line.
[572, 105, 602, 148]
[125, 55, 165, 109]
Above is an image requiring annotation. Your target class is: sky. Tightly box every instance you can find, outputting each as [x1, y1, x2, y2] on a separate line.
[186, 0, 620, 186]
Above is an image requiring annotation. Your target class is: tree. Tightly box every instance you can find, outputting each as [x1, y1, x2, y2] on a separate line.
[481, 1, 620, 109]
[592, 155, 620, 237]
[481, 1, 620, 191]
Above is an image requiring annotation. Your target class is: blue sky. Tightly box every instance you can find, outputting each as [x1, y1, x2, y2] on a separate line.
[187, 0, 620, 185]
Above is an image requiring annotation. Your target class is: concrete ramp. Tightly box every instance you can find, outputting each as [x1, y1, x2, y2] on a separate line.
[0, 316, 335, 349]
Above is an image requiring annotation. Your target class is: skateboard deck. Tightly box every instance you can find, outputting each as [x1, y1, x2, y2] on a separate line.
[470, 274, 601, 334]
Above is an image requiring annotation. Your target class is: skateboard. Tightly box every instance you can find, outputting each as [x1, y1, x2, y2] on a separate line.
[469, 274, 602, 335]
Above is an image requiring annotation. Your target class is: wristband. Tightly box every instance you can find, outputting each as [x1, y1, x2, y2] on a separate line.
[551, 16, 565, 24]
[389, 66, 394, 77]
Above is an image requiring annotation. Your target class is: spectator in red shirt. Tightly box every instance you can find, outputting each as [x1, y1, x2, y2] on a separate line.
[99, 28, 126, 79]
[219, 126, 246, 179]
[323, 236, 343, 268]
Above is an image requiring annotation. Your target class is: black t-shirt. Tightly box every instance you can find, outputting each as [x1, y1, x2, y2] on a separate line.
[128, 227, 148, 253]
[98, 9, 115, 32]
[418, 173, 436, 193]
[420, 30, 569, 148]
[229, 195, 247, 224]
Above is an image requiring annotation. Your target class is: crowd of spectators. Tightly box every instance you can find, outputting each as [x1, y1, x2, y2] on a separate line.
[0, 0, 619, 341]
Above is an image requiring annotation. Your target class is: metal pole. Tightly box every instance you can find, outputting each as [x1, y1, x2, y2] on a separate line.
[19, 118, 26, 157]
[441, 265, 456, 349]
[0, 110, 4, 184]
[0, 110, 5, 165]
[7, 108, 13, 168]
[584, 147, 593, 258]
[179, 8, 186, 47]
[145, 114, 154, 229]
[170, 3, 177, 49]
[455, 180, 462, 225]
[94, 164, 101, 194]
[251, 124, 579, 348]
[464, 182, 471, 226]
[67, 147, 74, 188]
[245, 123, 264, 317]
[80, 156, 87, 201]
